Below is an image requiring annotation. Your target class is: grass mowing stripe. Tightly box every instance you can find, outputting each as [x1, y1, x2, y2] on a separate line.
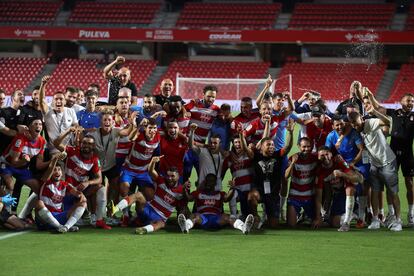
[0, 230, 30, 241]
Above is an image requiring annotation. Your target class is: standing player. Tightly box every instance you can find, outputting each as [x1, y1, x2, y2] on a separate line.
[230, 97, 260, 141]
[178, 174, 254, 234]
[183, 85, 220, 181]
[108, 156, 185, 234]
[155, 78, 175, 107]
[303, 105, 332, 151]
[285, 137, 318, 227]
[35, 156, 87, 233]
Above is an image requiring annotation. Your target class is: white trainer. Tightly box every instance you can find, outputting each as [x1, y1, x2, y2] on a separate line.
[389, 219, 403, 232]
[57, 225, 68, 234]
[407, 214, 414, 227]
[368, 218, 381, 230]
[383, 214, 396, 228]
[243, 214, 254, 235]
[177, 214, 188, 234]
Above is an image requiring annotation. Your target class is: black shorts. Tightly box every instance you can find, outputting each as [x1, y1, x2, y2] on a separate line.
[393, 148, 414, 177]
[102, 165, 120, 182]
[0, 208, 12, 224]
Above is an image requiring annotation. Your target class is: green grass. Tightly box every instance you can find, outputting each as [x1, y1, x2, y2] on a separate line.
[1, 126, 414, 276]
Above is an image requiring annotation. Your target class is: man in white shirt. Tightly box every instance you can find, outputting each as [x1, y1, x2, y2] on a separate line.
[39, 75, 78, 155]
[348, 106, 402, 231]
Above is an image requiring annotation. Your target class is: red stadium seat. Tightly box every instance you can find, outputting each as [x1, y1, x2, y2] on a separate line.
[0, 1, 61, 24]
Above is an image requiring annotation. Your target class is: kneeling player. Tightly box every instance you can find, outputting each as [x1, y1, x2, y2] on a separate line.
[34, 158, 87, 233]
[108, 156, 185, 234]
[315, 146, 363, 231]
[177, 174, 254, 234]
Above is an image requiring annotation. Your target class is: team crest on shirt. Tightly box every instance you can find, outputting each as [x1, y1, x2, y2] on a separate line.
[204, 199, 216, 206]
[163, 193, 174, 204]
[200, 113, 210, 122]
[15, 139, 22, 148]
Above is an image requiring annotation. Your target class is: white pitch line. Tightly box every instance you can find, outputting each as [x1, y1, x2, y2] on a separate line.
[0, 230, 31, 241]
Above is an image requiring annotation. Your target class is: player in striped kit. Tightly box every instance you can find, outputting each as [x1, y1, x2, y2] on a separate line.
[177, 173, 254, 234]
[183, 85, 220, 181]
[119, 118, 160, 201]
[230, 97, 260, 139]
[244, 102, 278, 145]
[285, 137, 318, 227]
[35, 157, 87, 233]
[223, 130, 254, 219]
[114, 96, 134, 170]
[108, 156, 185, 234]
[54, 129, 110, 230]
[162, 95, 190, 136]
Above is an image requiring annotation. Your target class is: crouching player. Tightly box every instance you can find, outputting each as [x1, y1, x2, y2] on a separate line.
[177, 174, 254, 234]
[35, 157, 87, 233]
[108, 156, 184, 234]
[315, 146, 364, 231]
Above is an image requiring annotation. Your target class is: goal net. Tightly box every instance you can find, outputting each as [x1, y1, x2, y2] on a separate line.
[176, 74, 292, 108]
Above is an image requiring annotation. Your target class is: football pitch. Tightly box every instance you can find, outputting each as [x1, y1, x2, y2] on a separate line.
[1, 127, 414, 276]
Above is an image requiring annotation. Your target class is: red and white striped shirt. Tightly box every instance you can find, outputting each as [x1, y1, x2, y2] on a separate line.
[40, 179, 73, 212]
[185, 100, 219, 143]
[124, 131, 160, 173]
[148, 176, 184, 221]
[231, 111, 260, 136]
[288, 154, 318, 201]
[1, 134, 45, 166]
[65, 146, 101, 187]
[192, 190, 225, 215]
[224, 153, 254, 192]
[244, 117, 278, 144]
[114, 115, 132, 160]
[162, 115, 190, 136]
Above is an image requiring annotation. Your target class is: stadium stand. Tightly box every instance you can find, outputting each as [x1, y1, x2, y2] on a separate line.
[0, 0, 61, 25]
[153, 60, 270, 99]
[46, 59, 157, 96]
[275, 62, 387, 101]
[0, 57, 48, 92]
[176, 2, 281, 29]
[387, 61, 414, 102]
[406, 5, 414, 30]
[289, 3, 395, 30]
[69, 2, 161, 25]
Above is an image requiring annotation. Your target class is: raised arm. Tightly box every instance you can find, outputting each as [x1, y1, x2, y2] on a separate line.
[282, 119, 294, 156]
[284, 93, 294, 114]
[239, 129, 254, 159]
[188, 123, 199, 151]
[148, 155, 162, 180]
[53, 126, 78, 152]
[103, 56, 125, 79]
[224, 180, 236, 202]
[118, 111, 137, 137]
[366, 105, 391, 126]
[40, 153, 66, 182]
[256, 74, 272, 107]
[285, 153, 298, 179]
[39, 75, 51, 114]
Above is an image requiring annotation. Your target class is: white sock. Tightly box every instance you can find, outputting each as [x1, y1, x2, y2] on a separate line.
[186, 219, 194, 230]
[379, 208, 384, 216]
[358, 196, 367, 221]
[65, 206, 86, 229]
[280, 196, 287, 210]
[18, 193, 38, 219]
[38, 207, 62, 229]
[408, 204, 414, 216]
[344, 196, 355, 224]
[368, 206, 373, 214]
[143, 224, 154, 233]
[95, 187, 106, 220]
[117, 199, 129, 212]
[387, 204, 395, 216]
[233, 219, 244, 232]
[229, 191, 238, 216]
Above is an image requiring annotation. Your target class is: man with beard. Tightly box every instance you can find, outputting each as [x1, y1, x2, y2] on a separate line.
[348, 107, 403, 231]
[244, 102, 278, 145]
[39, 75, 78, 155]
[303, 105, 332, 151]
[155, 78, 175, 107]
[54, 130, 111, 230]
[65, 86, 84, 113]
[183, 85, 220, 181]
[325, 115, 369, 227]
[375, 93, 414, 226]
[137, 94, 163, 129]
[315, 146, 364, 231]
[18, 86, 43, 126]
[160, 120, 188, 179]
[162, 95, 190, 135]
[178, 174, 254, 234]
[0, 119, 53, 220]
[0, 89, 6, 108]
[230, 97, 259, 141]
[285, 137, 318, 227]
[103, 56, 138, 105]
[108, 156, 185, 235]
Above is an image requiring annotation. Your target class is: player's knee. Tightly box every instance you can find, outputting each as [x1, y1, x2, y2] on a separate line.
[134, 192, 146, 204]
[35, 200, 45, 210]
